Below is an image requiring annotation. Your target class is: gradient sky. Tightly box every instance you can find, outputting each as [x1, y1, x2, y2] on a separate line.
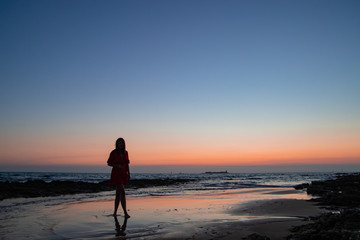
[1, 0, 360, 171]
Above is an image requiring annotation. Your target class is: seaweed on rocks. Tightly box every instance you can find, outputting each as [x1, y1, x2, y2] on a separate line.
[243, 233, 270, 240]
[287, 209, 360, 240]
[0, 178, 196, 200]
[289, 173, 360, 240]
[306, 173, 360, 207]
[0, 180, 112, 200]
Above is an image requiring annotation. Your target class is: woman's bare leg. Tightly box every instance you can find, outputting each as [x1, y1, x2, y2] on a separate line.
[113, 185, 121, 216]
[118, 184, 130, 218]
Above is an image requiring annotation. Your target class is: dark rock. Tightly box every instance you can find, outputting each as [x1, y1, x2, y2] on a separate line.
[0, 178, 195, 200]
[288, 173, 360, 240]
[306, 173, 360, 207]
[242, 233, 270, 240]
[294, 183, 309, 190]
[287, 209, 360, 240]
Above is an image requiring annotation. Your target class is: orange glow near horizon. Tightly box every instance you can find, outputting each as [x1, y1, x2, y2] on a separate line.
[1, 127, 359, 167]
[1, 139, 359, 167]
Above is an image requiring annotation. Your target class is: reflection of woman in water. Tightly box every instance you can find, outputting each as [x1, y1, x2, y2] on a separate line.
[114, 215, 128, 237]
[107, 138, 130, 217]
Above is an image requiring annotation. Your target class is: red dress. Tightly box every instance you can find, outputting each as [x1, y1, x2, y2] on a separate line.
[107, 150, 130, 185]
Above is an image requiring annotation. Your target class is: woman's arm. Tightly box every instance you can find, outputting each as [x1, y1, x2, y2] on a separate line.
[126, 151, 130, 178]
[107, 162, 122, 168]
[126, 164, 130, 179]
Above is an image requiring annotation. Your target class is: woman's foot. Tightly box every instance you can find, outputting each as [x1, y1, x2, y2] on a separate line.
[125, 213, 130, 218]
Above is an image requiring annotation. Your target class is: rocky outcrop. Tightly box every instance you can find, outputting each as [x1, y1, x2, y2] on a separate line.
[289, 173, 360, 240]
[0, 178, 195, 200]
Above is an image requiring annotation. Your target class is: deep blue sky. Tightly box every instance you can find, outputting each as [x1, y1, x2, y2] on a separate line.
[1, 0, 359, 170]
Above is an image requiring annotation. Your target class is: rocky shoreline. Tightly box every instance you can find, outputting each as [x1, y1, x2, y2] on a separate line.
[0, 178, 195, 200]
[289, 173, 360, 240]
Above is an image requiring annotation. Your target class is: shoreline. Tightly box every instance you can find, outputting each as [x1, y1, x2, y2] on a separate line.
[165, 198, 326, 240]
[1, 173, 359, 239]
[202, 172, 360, 240]
[0, 187, 320, 240]
[288, 172, 360, 239]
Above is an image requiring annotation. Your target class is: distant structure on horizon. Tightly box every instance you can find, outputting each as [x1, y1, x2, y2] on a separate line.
[204, 170, 228, 174]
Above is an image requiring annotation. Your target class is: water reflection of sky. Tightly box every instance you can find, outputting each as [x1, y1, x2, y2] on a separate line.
[0, 186, 316, 239]
[47, 187, 312, 239]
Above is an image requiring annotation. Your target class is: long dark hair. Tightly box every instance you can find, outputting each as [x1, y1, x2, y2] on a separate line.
[115, 138, 126, 154]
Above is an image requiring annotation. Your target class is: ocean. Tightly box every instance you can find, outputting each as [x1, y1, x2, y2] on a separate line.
[1, 171, 335, 199]
[0, 171, 336, 217]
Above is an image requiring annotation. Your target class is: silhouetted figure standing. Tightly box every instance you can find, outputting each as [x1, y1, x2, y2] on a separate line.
[107, 138, 130, 218]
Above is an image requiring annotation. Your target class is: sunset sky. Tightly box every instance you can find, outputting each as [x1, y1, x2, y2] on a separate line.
[1, 0, 360, 172]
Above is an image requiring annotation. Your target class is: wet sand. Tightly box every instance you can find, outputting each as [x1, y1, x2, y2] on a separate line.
[195, 198, 325, 240]
[0, 187, 326, 239]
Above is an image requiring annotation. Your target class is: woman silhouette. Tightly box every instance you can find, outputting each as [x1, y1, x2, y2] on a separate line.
[107, 138, 130, 217]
